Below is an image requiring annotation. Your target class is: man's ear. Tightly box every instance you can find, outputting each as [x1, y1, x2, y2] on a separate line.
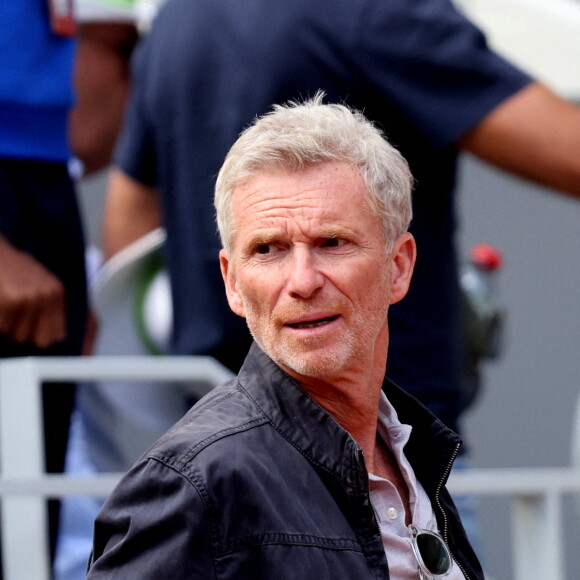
[389, 232, 417, 305]
[219, 249, 246, 317]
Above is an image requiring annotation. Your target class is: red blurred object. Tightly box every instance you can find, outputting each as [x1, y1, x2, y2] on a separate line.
[48, 0, 76, 37]
[470, 243, 503, 271]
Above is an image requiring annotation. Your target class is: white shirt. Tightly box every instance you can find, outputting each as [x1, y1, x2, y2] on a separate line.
[369, 392, 465, 579]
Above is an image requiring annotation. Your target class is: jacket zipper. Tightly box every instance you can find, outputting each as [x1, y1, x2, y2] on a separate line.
[435, 441, 471, 580]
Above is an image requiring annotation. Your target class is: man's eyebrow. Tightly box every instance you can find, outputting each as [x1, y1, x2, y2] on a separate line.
[243, 231, 279, 249]
[316, 226, 354, 239]
[242, 226, 356, 250]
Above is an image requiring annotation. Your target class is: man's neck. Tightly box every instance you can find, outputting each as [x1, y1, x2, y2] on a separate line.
[293, 363, 385, 462]
[280, 328, 390, 463]
[299, 369, 411, 516]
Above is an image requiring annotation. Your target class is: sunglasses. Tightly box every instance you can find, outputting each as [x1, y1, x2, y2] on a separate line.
[408, 524, 452, 579]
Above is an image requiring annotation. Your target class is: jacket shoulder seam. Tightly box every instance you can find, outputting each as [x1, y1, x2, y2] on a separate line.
[148, 416, 268, 472]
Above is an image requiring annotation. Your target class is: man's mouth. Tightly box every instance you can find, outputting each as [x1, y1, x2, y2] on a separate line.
[286, 315, 339, 329]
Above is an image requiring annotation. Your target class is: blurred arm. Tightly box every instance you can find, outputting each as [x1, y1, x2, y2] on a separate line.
[459, 82, 580, 197]
[69, 23, 139, 174]
[0, 235, 66, 349]
[102, 168, 162, 260]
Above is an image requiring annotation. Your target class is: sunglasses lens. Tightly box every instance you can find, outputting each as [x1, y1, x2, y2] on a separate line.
[417, 533, 451, 574]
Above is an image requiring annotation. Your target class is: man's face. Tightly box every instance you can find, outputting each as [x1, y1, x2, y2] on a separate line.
[220, 161, 413, 382]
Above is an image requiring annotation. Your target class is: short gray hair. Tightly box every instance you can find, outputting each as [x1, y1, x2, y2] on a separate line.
[215, 93, 413, 252]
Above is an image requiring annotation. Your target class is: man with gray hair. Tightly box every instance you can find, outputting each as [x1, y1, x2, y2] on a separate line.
[87, 98, 482, 579]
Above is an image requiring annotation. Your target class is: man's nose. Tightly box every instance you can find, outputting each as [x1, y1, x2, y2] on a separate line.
[286, 247, 324, 299]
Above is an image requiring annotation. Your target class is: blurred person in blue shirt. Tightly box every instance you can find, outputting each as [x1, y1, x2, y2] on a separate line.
[0, 0, 88, 561]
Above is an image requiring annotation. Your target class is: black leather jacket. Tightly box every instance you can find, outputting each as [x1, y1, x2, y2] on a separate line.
[88, 344, 484, 579]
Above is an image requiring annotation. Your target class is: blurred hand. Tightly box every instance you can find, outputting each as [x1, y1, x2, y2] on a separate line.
[82, 310, 99, 355]
[0, 236, 66, 349]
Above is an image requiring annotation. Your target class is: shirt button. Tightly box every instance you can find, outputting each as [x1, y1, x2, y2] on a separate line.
[386, 507, 398, 520]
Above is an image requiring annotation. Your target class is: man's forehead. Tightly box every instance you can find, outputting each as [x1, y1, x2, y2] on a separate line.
[226, 161, 381, 247]
[232, 163, 366, 209]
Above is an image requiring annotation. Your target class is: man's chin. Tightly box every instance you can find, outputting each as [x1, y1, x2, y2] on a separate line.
[272, 346, 351, 382]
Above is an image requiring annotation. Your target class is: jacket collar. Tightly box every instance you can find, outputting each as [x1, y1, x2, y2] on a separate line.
[237, 343, 462, 492]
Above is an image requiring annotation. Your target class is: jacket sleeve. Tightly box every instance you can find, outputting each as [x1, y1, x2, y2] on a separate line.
[87, 458, 216, 579]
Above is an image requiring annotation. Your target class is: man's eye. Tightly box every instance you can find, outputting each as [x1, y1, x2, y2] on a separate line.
[256, 244, 274, 254]
[323, 238, 340, 248]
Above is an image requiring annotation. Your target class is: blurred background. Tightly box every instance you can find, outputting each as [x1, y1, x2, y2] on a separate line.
[459, 3, 580, 576]
[458, 156, 580, 579]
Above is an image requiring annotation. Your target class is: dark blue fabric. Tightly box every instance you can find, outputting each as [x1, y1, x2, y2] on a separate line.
[0, 160, 88, 356]
[115, 0, 532, 431]
[88, 344, 483, 579]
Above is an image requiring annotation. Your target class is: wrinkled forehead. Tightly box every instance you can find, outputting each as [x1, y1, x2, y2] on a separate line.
[228, 162, 383, 249]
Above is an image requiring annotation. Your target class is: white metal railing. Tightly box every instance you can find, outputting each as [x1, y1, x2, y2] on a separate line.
[0, 357, 578, 580]
[0, 356, 233, 580]
[448, 467, 580, 580]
